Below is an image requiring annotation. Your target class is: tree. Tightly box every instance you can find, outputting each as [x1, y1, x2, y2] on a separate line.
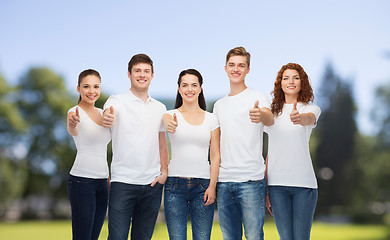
[315, 63, 357, 214]
[16, 68, 75, 218]
[0, 73, 28, 217]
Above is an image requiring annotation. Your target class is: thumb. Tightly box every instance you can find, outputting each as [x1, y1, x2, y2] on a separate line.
[293, 101, 298, 112]
[173, 113, 177, 123]
[75, 107, 79, 118]
[110, 106, 114, 114]
[254, 100, 259, 109]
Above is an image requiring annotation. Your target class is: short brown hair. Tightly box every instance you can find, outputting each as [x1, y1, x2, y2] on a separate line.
[226, 46, 251, 67]
[128, 54, 154, 74]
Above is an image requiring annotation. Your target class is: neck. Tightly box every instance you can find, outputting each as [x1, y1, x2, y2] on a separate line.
[178, 101, 202, 112]
[229, 82, 247, 96]
[78, 100, 95, 111]
[285, 94, 298, 104]
[130, 88, 149, 102]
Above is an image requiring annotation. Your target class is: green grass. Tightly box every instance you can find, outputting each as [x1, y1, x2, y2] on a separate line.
[0, 220, 388, 240]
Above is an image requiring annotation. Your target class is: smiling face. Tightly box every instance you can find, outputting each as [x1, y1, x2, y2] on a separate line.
[281, 69, 301, 99]
[77, 75, 101, 105]
[128, 63, 154, 92]
[225, 55, 250, 84]
[178, 74, 201, 104]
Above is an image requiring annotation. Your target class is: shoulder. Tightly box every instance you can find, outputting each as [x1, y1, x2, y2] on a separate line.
[300, 103, 321, 118]
[150, 98, 167, 111]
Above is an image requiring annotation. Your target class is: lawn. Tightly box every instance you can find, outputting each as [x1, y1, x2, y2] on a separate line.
[0, 220, 388, 239]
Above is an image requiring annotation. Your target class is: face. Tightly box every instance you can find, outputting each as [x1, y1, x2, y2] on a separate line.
[77, 75, 101, 104]
[178, 74, 201, 104]
[128, 63, 154, 91]
[281, 69, 301, 98]
[225, 55, 250, 84]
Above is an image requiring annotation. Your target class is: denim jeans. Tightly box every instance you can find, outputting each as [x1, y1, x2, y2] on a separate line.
[67, 174, 108, 240]
[217, 180, 266, 240]
[107, 181, 163, 240]
[268, 186, 318, 240]
[164, 177, 215, 240]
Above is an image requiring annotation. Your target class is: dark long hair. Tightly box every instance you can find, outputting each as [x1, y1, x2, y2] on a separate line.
[78, 69, 101, 103]
[174, 69, 206, 111]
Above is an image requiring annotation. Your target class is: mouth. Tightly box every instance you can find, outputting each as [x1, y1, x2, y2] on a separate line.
[287, 86, 296, 89]
[137, 79, 147, 84]
[86, 95, 97, 100]
[185, 93, 195, 97]
[231, 72, 241, 77]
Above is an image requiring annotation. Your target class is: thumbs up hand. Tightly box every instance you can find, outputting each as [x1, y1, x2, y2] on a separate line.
[249, 100, 263, 123]
[166, 113, 178, 133]
[68, 107, 80, 128]
[103, 106, 116, 128]
[290, 101, 301, 125]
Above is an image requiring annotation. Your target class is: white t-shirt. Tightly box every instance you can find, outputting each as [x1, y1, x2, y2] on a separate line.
[104, 90, 166, 185]
[213, 88, 270, 182]
[166, 110, 219, 179]
[265, 103, 321, 189]
[68, 106, 111, 179]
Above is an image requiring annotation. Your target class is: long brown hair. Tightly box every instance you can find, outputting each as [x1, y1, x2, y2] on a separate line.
[271, 63, 314, 116]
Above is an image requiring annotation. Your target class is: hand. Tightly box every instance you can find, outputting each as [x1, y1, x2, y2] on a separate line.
[151, 171, 168, 187]
[290, 101, 301, 125]
[103, 106, 116, 128]
[166, 113, 178, 133]
[266, 194, 272, 216]
[249, 100, 263, 123]
[68, 107, 80, 128]
[204, 186, 216, 206]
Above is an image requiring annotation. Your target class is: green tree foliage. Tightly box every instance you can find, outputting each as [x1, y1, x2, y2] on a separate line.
[315, 63, 357, 214]
[16, 68, 75, 218]
[0, 74, 28, 216]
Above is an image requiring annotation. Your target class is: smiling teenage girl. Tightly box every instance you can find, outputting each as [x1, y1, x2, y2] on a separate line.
[163, 69, 220, 240]
[66, 69, 111, 240]
[265, 63, 321, 240]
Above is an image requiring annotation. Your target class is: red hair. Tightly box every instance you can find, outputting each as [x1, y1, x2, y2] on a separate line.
[271, 63, 314, 116]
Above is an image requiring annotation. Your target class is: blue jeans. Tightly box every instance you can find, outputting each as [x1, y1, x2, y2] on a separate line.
[217, 180, 266, 240]
[164, 177, 215, 240]
[108, 181, 163, 240]
[268, 186, 318, 240]
[67, 174, 108, 240]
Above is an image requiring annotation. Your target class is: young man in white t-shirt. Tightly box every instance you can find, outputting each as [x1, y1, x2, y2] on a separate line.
[213, 47, 274, 240]
[102, 54, 168, 240]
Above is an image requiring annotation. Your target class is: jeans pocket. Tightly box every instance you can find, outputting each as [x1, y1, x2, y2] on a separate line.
[164, 181, 177, 192]
[199, 179, 210, 191]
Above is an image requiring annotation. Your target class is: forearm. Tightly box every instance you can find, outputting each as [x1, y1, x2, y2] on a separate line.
[209, 153, 220, 188]
[300, 113, 316, 126]
[261, 108, 274, 126]
[158, 132, 168, 175]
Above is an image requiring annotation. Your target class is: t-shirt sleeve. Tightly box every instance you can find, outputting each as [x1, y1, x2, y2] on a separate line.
[104, 95, 119, 112]
[212, 101, 220, 124]
[257, 93, 271, 109]
[159, 104, 168, 132]
[208, 112, 219, 131]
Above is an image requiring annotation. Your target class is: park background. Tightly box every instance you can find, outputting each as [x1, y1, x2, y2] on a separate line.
[1, 0, 390, 239]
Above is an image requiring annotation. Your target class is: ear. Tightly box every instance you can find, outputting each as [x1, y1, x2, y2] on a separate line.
[77, 85, 80, 93]
[127, 71, 131, 78]
[246, 67, 250, 74]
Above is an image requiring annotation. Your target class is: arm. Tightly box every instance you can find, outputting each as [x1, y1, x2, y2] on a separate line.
[249, 101, 274, 126]
[260, 107, 274, 126]
[67, 108, 79, 136]
[265, 155, 272, 215]
[151, 131, 168, 186]
[204, 127, 220, 206]
[290, 102, 317, 126]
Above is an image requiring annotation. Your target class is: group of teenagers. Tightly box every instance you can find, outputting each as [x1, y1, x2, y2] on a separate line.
[66, 46, 321, 240]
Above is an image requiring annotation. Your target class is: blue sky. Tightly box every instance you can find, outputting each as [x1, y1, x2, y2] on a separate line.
[1, 0, 389, 135]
